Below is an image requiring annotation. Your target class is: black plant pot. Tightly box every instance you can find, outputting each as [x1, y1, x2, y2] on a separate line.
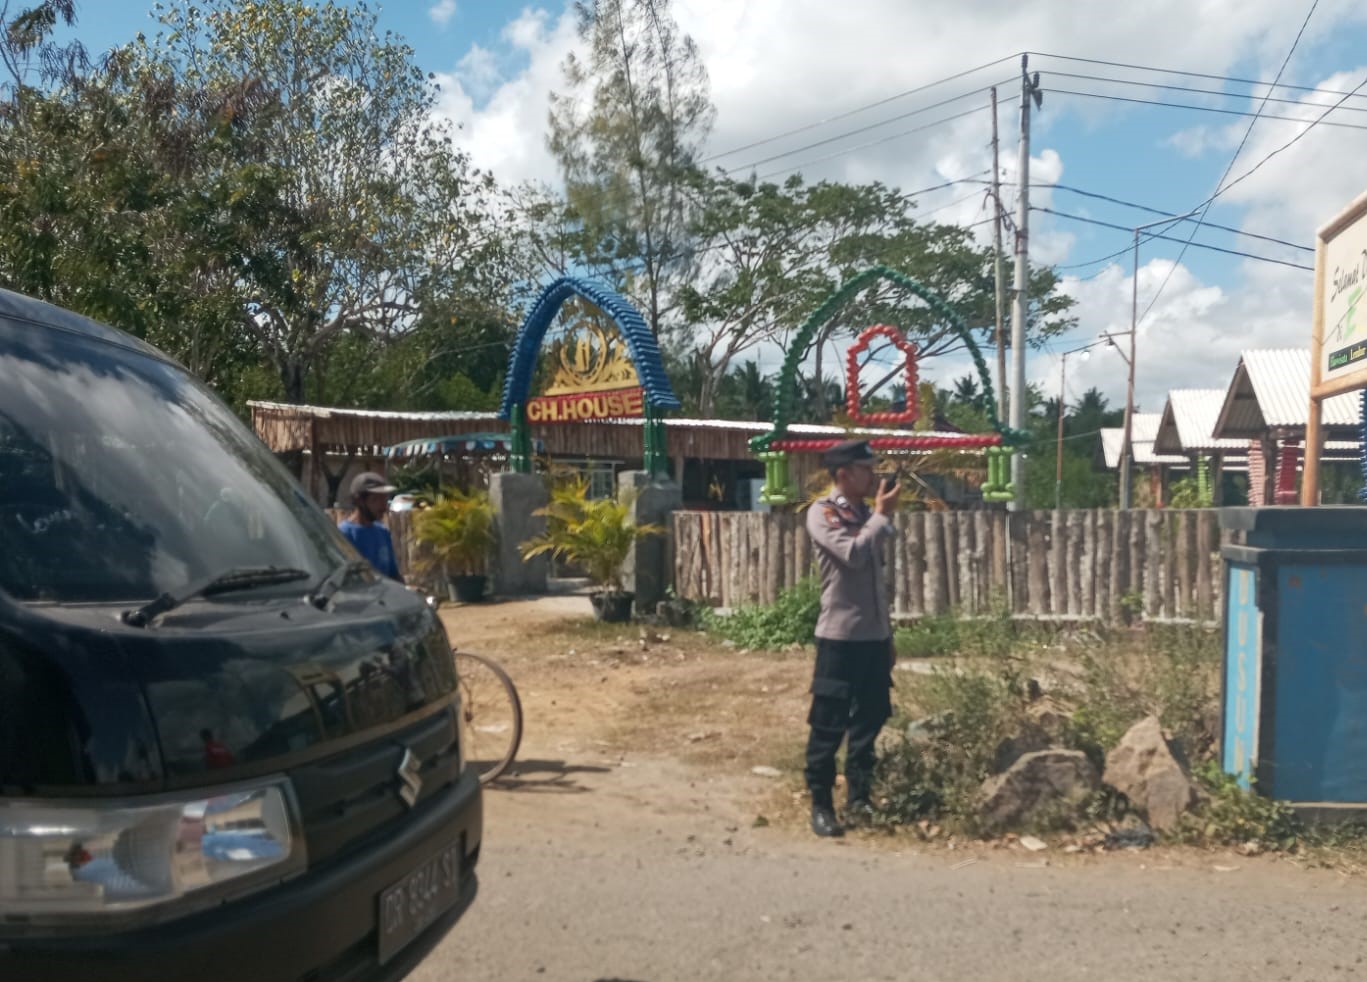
[450, 574, 488, 603]
[591, 591, 635, 623]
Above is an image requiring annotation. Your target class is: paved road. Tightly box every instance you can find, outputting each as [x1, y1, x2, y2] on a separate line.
[410, 753, 1367, 982]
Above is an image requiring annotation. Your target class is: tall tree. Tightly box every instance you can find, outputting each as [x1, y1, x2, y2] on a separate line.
[679, 172, 1077, 419]
[125, 0, 502, 404]
[547, 0, 714, 340]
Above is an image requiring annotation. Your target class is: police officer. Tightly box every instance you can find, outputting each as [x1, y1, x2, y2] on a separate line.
[803, 440, 900, 837]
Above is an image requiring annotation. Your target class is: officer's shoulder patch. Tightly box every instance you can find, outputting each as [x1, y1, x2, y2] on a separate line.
[822, 505, 844, 528]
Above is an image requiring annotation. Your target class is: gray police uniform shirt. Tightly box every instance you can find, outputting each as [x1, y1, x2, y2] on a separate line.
[806, 492, 894, 641]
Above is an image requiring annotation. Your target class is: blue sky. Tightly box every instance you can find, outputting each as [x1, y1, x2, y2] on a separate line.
[55, 2, 1367, 412]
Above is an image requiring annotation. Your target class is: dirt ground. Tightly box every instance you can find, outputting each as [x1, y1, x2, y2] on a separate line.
[408, 594, 1367, 982]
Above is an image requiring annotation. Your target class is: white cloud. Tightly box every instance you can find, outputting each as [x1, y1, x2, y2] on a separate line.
[431, 0, 1367, 411]
[431, 8, 579, 186]
[428, 0, 457, 27]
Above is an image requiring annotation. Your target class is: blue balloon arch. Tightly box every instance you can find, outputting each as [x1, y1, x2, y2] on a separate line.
[498, 277, 679, 474]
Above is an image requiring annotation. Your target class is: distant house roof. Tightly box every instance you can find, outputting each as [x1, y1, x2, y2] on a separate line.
[1214, 348, 1361, 439]
[1099, 414, 1188, 468]
[1155, 390, 1251, 455]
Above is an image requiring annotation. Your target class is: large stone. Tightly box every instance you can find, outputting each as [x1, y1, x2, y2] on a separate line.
[979, 749, 1099, 829]
[991, 722, 1053, 774]
[1103, 715, 1198, 832]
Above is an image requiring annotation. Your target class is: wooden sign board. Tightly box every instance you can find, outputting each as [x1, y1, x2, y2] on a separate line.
[1312, 188, 1367, 399]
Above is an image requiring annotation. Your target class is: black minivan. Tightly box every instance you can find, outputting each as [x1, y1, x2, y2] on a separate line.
[0, 289, 481, 980]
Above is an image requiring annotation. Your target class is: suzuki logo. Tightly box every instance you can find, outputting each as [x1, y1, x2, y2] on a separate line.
[396, 747, 423, 808]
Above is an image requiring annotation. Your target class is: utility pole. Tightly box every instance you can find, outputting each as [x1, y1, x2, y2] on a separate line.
[1056, 353, 1067, 511]
[1117, 210, 1199, 509]
[991, 87, 1007, 423]
[1119, 228, 1140, 510]
[1009, 56, 1042, 511]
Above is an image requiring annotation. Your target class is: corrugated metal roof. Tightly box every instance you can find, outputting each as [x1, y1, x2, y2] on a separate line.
[1100, 422, 1188, 469]
[248, 400, 496, 423]
[1213, 349, 1362, 438]
[1155, 390, 1250, 454]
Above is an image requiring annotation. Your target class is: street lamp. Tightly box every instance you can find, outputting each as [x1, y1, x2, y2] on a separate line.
[1116, 211, 1200, 509]
[1055, 346, 1091, 510]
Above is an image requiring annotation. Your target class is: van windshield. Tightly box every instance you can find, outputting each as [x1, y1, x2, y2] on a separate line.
[0, 320, 350, 603]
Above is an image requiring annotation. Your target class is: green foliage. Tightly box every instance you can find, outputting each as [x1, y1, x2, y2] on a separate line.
[1167, 475, 1206, 509]
[876, 666, 1032, 831]
[521, 480, 663, 593]
[894, 605, 1015, 660]
[412, 490, 496, 576]
[1172, 762, 1302, 850]
[701, 577, 821, 649]
[1069, 625, 1221, 757]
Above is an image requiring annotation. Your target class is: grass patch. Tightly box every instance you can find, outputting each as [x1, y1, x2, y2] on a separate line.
[701, 577, 820, 649]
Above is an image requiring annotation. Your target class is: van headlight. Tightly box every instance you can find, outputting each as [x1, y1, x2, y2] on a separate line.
[0, 779, 304, 924]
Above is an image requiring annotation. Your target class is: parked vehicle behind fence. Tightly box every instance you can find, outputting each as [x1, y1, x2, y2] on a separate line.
[0, 288, 481, 982]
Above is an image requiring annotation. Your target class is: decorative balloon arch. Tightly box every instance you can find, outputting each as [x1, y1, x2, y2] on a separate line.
[748, 265, 1029, 504]
[498, 276, 681, 475]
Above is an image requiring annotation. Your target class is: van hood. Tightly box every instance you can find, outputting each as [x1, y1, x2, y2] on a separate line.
[0, 579, 456, 796]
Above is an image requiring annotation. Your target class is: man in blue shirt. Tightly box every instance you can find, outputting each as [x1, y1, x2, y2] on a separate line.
[338, 471, 403, 582]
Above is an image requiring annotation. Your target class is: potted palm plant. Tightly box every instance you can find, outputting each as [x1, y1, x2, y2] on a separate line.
[520, 480, 663, 622]
[412, 489, 497, 602]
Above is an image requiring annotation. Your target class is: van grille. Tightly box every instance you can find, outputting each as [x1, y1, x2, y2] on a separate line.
[288, 708, 460, 867]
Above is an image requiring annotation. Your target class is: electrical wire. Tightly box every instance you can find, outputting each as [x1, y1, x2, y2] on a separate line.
[1045, 70, 1367, 115]
[702, 53, 1022, 163]
[1137, 0, 1321, 321]
[1037, 183, 1313, 252]
[1028, 50, 1367, 102]
[1034, 206, 1314, 271]
[1048, 87, 1367, 131]
[752, 106, 987, 180]
[734, 85, 1009, 177]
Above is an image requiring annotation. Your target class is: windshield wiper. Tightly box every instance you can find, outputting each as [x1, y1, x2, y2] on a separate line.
[121, 566, 311, 627]
[307, 559, 374, 610]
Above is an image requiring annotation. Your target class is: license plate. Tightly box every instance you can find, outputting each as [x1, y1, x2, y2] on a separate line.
[377, 840, 463, 965]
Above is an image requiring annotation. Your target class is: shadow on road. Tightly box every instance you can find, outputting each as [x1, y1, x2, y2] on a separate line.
[489, 758, 612, 794]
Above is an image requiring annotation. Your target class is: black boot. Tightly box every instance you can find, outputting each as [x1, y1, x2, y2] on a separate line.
[845, 772, 875, 828]
[810, 802, 844, 838]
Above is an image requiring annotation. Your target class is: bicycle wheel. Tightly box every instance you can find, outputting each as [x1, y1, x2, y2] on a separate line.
[453, 649, 523, 785]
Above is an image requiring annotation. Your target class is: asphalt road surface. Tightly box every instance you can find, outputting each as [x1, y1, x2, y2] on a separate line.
[409, 752, 1367, 982]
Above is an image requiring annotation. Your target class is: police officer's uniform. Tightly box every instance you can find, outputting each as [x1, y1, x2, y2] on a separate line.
[803, 440, 895, 836]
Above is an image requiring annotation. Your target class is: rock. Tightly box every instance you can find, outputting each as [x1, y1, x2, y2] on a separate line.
[751, 765, 782, 778]
[1025, 696, 1070, 739]
[1019, 835, 1048, 852]
[992, 722, 1053, 773]
[904, 712, 952, 746]
[979, 750, 1099, 830]
[1103, 716, 1198, 832]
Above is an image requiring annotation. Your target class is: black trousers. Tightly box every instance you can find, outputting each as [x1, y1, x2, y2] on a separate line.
[804, 637, 893, 807]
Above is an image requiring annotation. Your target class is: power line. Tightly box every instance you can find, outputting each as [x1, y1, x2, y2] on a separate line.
[1029, 50, 1367, 102]
[1048, 87, 1367, 131]
[1046, 69, 1367, 115]
[754, 105, 988, 180]
[978, 178, 1314, 254]
[702, 53, 1022, 163]
[1137, 0, 1319, 322]
[1039, 183, 1313, 252]
[1034, 206, 1314, 271]
[732, 81, 1012, 175]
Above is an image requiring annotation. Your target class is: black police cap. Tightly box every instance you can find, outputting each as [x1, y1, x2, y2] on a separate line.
[821, 439, 876, 470]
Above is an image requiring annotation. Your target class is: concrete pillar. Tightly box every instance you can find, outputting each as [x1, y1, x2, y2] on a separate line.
[490, 471, 549, 596]
[618, 470, 682, 617]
